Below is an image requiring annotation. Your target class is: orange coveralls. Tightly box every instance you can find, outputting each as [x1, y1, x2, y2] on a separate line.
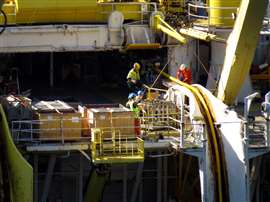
[176, 67, 192, 85]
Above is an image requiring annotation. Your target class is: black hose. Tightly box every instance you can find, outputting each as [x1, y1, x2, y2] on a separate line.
[0, 9, 7, 35]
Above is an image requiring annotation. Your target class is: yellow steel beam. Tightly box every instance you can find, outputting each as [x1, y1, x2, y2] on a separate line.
[152, 14, 187, 44]
[216, 0, 269, 105]
[179, 28, 226, 42]
[157, 24, 187, 44]
[92, 156, 144, 164]
[152, 14, 226, 44]
[84, 169, 109, 202]
[125, 43, 160, 50]
[156, 15, 178, 33]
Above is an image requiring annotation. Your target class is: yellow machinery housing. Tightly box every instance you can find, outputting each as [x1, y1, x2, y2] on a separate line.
[1, 0, 148, 24]
[209, 0, 241, 27]
[163, 0, 185, 14]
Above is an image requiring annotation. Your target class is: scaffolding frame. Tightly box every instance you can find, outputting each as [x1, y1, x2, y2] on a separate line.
[91, 128, 144, 164]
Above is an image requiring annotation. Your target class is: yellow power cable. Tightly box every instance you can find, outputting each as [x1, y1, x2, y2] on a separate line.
[193, 85, 224, 202]
[155, 69, 226, 202]
[195, 85, 229, 198]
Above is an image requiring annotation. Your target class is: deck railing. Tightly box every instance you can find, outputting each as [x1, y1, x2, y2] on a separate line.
[187, 3, 238, 27]
[11, 118, 91, 144]
[99, 2, 157, 24]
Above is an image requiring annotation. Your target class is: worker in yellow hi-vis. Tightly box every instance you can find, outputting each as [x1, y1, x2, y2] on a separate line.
[126, 62, 143, 93]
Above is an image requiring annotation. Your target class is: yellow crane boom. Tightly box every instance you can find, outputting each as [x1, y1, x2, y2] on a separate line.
[216, 0, 269, 105]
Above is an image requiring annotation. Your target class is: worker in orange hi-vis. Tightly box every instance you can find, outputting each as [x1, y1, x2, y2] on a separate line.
[176, 64, 192, 85]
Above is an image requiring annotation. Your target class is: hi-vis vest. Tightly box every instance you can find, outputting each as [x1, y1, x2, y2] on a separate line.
[127, 68, 140, 81]
[126, 100, 140, 118]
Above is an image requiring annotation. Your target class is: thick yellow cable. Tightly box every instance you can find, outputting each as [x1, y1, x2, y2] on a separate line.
[155, 69, 225, 202]
[193, 86, 224, 202]
[194, 85, 229, 198]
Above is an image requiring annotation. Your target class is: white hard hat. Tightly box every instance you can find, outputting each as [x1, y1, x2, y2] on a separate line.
[180, 64, 189, 70]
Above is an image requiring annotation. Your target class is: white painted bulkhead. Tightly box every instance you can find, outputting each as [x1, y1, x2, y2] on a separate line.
[206, 31, 229, 91]
[0, 24, 157, 52]
[267, 0, 270, 17]
[167, 40, 197, 82]
[207, 30, 253, 103]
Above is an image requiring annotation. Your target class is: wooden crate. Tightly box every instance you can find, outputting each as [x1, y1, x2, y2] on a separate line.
[33, 100, 82, 141]
[36, 112, 82, 141]
[78, 105, 91, 137]
[111, 110, 136, 136]
[33, 100, 75, 113]
[88, 107, 136, 139]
